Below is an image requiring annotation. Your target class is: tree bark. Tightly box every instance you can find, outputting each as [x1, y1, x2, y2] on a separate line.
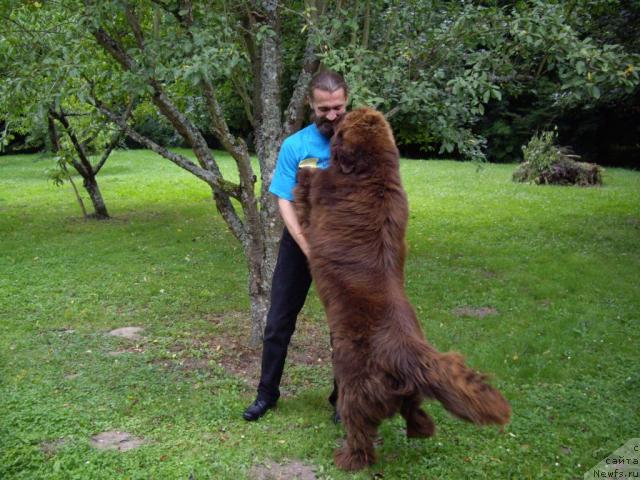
[83, 175, 109, 219]
[250, 0, 283, 346]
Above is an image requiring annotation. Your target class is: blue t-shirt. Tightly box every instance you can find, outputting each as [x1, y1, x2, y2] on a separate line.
[269, 123, 330, 201]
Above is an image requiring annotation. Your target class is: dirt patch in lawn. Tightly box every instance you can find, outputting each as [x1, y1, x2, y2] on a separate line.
[452, 306, 498, 318]
[108, 346, 146, 356]
[40, 438, 67, 457]
[250, 460, 317, 480]
[90, 431, 145, 452]
[109, 327, 145, 341]
[156, 313, 332, 389]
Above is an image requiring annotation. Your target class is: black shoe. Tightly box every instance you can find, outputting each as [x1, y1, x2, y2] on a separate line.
[243, 399, 276, 421]
[332, 407, 341, 424]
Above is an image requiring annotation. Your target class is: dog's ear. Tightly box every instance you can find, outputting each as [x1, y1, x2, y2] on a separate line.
[333, 134, 370, 175]
[336, 150, 355, 175]
[337, 149, 368, 175]
[332, 133, 352, 174]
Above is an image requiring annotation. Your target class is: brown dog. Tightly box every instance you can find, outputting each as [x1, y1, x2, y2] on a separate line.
[294, 108, 511, 471]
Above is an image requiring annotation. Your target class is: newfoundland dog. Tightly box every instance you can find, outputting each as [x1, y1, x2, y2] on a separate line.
[294, 108, 511, 471]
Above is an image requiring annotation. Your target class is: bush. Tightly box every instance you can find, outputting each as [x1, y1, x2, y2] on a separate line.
[513, 131, 603, 186]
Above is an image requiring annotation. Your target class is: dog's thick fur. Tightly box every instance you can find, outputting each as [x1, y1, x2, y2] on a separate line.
[294, 108, 511, 471]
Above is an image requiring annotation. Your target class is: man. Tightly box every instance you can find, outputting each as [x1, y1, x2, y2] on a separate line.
[243, 70, 348, 421]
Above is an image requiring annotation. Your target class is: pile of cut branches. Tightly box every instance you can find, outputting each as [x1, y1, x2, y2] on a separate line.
[513, 131, 603, 186]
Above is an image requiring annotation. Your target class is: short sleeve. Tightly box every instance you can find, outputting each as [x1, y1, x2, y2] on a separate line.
[269, 139, 299, 201]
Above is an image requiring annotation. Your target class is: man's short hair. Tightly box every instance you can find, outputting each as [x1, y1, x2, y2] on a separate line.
[308, 70, 348, 100]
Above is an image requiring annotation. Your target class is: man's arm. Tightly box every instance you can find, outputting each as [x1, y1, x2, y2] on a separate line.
[278, 197, 310, 258]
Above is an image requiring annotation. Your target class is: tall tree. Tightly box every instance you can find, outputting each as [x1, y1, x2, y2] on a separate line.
[74, 0, 326, 345]
[0, 1, 132, 219]
[47, 100, 133, 219]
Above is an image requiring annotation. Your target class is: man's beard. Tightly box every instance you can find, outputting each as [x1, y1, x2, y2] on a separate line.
[312, 113, 344, 138]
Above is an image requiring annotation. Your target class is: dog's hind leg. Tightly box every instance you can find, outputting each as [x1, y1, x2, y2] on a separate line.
[400, 395, 436, 438]
[334, 416, 378, 471]
[333, 394, 379, 471]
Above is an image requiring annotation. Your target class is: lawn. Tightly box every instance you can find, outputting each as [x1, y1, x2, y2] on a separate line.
[1, 149, 638, 479]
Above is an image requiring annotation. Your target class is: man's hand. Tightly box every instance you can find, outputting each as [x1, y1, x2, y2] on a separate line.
[278, 198, 310, 257]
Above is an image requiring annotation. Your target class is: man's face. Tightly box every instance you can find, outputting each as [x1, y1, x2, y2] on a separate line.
[309, 87, 347, 138]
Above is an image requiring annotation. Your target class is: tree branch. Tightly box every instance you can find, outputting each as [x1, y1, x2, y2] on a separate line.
[88, 6, 247, 242]
[385, 105, 401, 119]
[149, 0, 193, 29]
[350, 0, 360, 47]
[94, 97, 135, 174]
[91, 95, 242, 201]
[96, 99, 246, 241]
[47, 112, 88, 215]
[124, 4, 145, 50]
[200, 76, 262, 248]
[93, 27, 138, 71]
[242, 6, 263, 130]
[282, 0, 321, 137]
[92, 23, 219, 174]
[200, 79, 251, 168]
[49, 107, 94, 179]
[254, 0, 282, 171]
[361, 0, 370, 50]
[231, 72, 256, 127]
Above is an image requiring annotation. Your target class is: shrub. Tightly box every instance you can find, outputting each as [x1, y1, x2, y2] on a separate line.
[513, 130, 603, 186]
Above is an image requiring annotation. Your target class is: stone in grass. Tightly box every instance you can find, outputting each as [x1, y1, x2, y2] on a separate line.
[250, 460, 317, 480]
[108, 327, 145, 341]
[90, 431, 145, 452]
[452, 306, 498, 318]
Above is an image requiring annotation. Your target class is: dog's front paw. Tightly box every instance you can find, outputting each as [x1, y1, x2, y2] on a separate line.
[295, 166, 314, 187]
[334, 446, 375, 471]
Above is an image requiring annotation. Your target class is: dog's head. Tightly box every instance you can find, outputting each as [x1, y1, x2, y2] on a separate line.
[331, 108, 398, 175]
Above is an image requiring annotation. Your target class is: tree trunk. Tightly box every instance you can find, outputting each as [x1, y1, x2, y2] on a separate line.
[246, 0, 285, 346]
[49, 107, 113, 220]
[64, 163, 89, 218]
[83, 175, 109, 219]
[47, 113, 89, 217]
[247, 260, 271, 346]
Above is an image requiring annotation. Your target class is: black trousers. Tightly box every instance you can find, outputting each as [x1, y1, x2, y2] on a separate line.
[257, 228, 338, 406]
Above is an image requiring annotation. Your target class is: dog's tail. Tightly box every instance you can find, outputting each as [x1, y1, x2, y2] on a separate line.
[418, 348, 511, 426]
[383, 335, 510, 426]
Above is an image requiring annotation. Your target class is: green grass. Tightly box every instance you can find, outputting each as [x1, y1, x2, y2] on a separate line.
[1, 149, 639, 479]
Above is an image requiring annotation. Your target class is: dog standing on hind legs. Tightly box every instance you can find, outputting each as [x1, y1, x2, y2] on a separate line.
[294, 108, 511, 471]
